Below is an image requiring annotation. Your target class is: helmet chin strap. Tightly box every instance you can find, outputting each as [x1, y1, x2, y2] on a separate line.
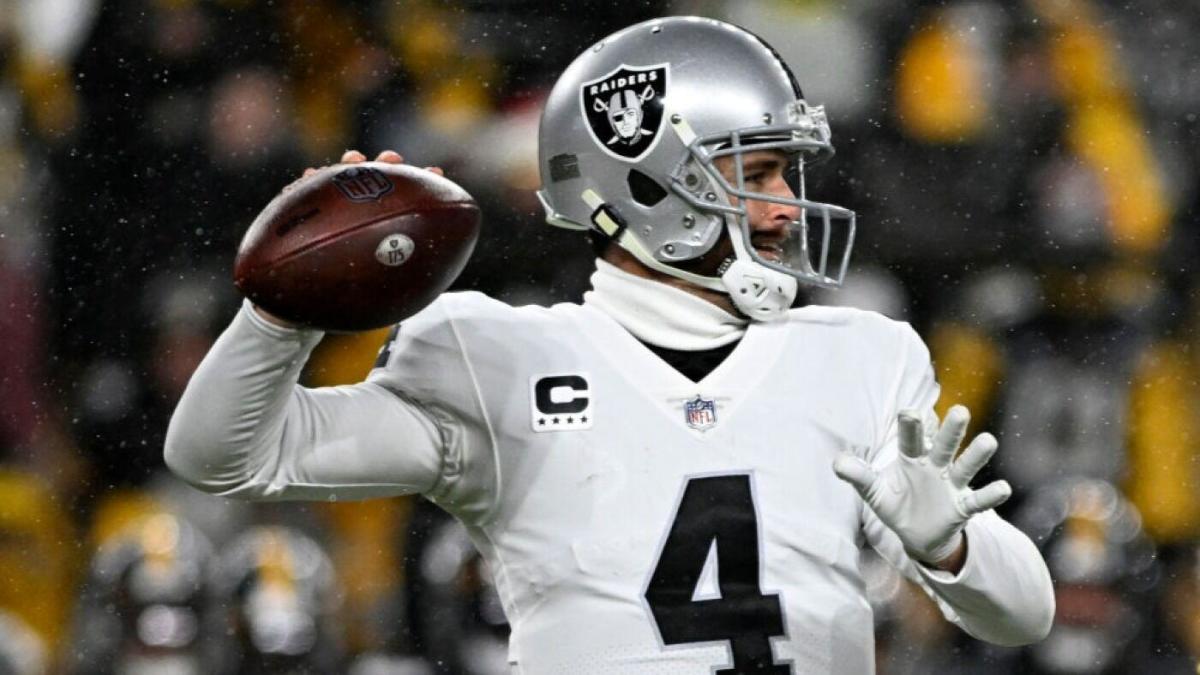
[719, 214, 798, 321]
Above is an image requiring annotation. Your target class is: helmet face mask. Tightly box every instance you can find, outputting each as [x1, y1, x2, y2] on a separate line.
[538, 16, 857, 319]
[672, 106, 857, 290]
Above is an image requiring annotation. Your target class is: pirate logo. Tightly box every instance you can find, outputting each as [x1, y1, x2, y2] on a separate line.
[580, 63, 668, 161]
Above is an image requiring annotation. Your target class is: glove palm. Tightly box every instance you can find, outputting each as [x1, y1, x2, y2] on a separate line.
[833, 405, 1011, 564]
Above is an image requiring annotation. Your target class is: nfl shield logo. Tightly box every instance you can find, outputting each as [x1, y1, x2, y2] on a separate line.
[685, 396, 717, 431]
[332, 166, 394, 202]
[580, 63, 668, 162]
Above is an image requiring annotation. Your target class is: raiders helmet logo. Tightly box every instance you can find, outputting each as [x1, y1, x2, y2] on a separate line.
[580, 63, 668, 161]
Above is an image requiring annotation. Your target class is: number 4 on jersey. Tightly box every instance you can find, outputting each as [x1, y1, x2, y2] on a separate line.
[644, 474, 791, 674]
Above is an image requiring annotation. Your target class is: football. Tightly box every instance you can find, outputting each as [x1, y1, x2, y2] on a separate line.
[234, 162, 481, 332]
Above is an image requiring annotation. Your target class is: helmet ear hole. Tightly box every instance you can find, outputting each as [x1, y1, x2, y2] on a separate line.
[627, 169, 668, 206]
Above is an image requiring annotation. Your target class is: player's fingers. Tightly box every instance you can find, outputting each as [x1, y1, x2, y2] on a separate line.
[833, 455, 878, 497]
[949, 432, 998, 488]
[375, 150, 404, 163]
[424, 166, 444, 176]
[897, 410, 925, 459]
[930, 405, 969, 468]
[958, 480, 1012, 517]
[302, 167, 317, 177]
[341, 149, 367, 163]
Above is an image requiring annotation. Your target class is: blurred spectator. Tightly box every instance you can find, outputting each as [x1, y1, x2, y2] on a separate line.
[0, 609, 47, 675]
[66, 511, 216, 675]
[927, 258, 1163, 494]
[9, 0, 100, 140]
[986, 259, 1157, 489]
[212, 526, 344, 675]
[0, 78, 85, 497]
[1124, 277, 1200, 546]
[207, 67, 294, 172]
[1012, 478, 1160, 674]
[403, 499, 509, 675]
[0, 209, 46, 455]
[922, 0, 1174, 490]
[0, 469, 78, 671]
[851, 1, 1037, 283]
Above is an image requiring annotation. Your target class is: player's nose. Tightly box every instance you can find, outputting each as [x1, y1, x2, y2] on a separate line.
[761, 176, 801, 226]
[754, 212, 790, 241]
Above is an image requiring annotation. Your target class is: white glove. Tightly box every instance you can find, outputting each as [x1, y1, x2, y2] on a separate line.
[833, 405, 1012, 564]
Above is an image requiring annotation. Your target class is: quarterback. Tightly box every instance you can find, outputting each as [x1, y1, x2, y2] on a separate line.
[166, 17, 1053, 674]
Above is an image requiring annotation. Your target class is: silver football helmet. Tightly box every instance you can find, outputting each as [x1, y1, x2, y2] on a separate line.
[538, 16, 856, 320]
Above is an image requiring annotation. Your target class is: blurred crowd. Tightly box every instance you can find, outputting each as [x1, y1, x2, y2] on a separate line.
[1, 0, 1199, 672]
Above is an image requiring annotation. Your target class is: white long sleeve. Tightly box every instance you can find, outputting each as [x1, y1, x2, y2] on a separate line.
[164, 300, 447, 501]
[866, 506, 1055, 645]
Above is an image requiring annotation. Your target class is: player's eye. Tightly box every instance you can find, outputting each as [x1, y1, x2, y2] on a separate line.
[784, 163, 801, 186]
[743, 171, 766, 185]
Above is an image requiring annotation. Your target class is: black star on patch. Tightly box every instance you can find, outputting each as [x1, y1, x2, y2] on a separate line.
[538, 418, 546, 426]
[581, 415, 588, 423]
[566, 416, 574, 423]
[552, 417, 560, 425]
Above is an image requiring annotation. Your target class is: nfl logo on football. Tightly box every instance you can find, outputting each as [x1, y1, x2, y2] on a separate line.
[332, 166, 395, 202]
[685, 396, 717, 431]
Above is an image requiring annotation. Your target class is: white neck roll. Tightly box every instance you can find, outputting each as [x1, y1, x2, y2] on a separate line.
[582, 258, 748, 351]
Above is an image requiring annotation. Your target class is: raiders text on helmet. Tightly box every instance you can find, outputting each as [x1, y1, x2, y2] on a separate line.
[538, 16, 857, 320]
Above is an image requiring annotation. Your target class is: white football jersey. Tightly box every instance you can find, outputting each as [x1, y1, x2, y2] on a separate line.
[167, 291, 1053, 674]
[367, 292, 932, 673]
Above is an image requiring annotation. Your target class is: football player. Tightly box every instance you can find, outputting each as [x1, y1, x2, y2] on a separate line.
[166, 16, 1053, 674]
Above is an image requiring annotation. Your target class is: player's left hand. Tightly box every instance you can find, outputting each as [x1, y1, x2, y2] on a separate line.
[832, 405, 1012, 566]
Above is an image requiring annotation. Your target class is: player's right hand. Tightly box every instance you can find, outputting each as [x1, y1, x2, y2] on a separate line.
[296, 149, 445, 180]
[254, 149, 445, 329]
